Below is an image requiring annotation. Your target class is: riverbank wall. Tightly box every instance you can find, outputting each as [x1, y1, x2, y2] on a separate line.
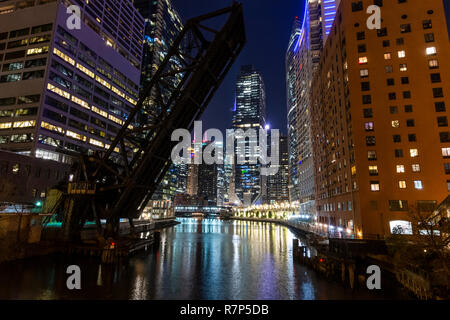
[0, 217, 179, 264]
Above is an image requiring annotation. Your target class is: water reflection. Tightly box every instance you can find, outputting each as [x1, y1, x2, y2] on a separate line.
[0, 218, 406, 299]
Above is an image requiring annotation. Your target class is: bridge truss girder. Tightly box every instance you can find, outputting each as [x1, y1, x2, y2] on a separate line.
[61, 3, 246, 240]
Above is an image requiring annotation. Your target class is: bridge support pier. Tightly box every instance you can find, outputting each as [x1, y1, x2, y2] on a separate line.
[348, 264, 355, 289]
[341, 262, 346, 284]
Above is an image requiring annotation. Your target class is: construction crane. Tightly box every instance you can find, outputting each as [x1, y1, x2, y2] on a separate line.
[56, 3, 246, 241]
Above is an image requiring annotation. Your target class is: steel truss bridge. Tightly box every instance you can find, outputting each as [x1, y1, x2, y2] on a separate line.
[52, 3, 246, 241]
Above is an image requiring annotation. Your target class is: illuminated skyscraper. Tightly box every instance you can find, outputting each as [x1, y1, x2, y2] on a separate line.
[286, 17, 301, 202]
[134, 0, 187, 200]
[286, 0, 339, 212]
[232, 65, 266, 206]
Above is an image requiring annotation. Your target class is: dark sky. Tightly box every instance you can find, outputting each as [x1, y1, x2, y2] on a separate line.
[174, 0, 450, 135]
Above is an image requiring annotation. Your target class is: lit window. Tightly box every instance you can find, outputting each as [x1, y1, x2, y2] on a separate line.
[369, 166, 378, 175]
[1, 73, 21, 82]
[359, 57, 368, 64]
[35, 148, 59, 161]
[27, 46, 49, 56]
[47, 83, 70, 99]
[412, 164, 421, 172]
[95, 75, 111, 89]
[71, 96, 90, 110]
[398, 50, 406, 58]
[399, 181, 407, 189]
[389, 220, 413, 234]
[368, 150, 377, 160]
[442, 148, 450, 158]
[12, 164, 19, 174]
[426, 47, 437, 55]
[370, 181, 380, 191]
[111, 86, 125, 98]
[400, 64, 408, 72]
[126, 96, 137, 105]
[76, 63, 94, 78]
[351, 165, 357, 175]
[410, 149, 419, 157]
[66, 130, 86, 141]
[108, 114, 123, 125]
[53, 48, 75, 65]
[13, 120, 35, 128]
[41, 121, 65, 134]
[92, 106, 108, 118]
[414, 180, 423, 190]
[89, 138, 104, 148]
[396, 165, 405, 173]
[365, 122, 374, 131]
[384, 53, 392, 60]
[392, 120, 400, 128]
[429, 59, 439, 69]
[360, 69, 369, 77]
[0, 122, 12, 129]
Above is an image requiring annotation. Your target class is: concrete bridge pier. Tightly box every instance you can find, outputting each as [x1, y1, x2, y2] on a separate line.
[341, 262, 346, 283]
[348, 263, 355, 289]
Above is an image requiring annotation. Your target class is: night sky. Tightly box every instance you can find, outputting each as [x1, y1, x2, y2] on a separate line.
[174, 0, 450, 135]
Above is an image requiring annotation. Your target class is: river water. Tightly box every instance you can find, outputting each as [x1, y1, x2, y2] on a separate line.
[0, 218, 412, 299]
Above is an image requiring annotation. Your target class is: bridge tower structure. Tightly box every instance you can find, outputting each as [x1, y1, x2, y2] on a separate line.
[55, 4, 246, 241]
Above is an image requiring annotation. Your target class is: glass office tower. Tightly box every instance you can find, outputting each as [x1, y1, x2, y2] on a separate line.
[232, 65, 266, 206]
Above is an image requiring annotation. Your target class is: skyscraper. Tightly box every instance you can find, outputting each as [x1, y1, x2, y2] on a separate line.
[0, 0, 143, 163]
[184, 140, 224, 206]
[285, 0, 339, 211]
[232, 65, 266, 206]
[286, 17, 301, 202]
[198, 161, 224, 206]
[134, 0, 183, 95]
[311, 0, 450, 238]
[134, 0, 186, 200]
[267, 135, 289, 203]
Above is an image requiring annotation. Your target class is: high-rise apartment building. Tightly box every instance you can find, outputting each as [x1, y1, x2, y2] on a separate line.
[134, 0, 186, 200]
[232, 65, 266, 206]
[184, 140, 224, 206]
[286, 0, 339, 210]
[286, 17, 301, 202]
[267, 135, 289, 203]
[311, 0, 450, 238]
[0, 0, 143, 163]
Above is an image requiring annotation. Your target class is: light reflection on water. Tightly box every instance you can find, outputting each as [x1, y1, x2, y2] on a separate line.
[0, 218, 408, 300]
